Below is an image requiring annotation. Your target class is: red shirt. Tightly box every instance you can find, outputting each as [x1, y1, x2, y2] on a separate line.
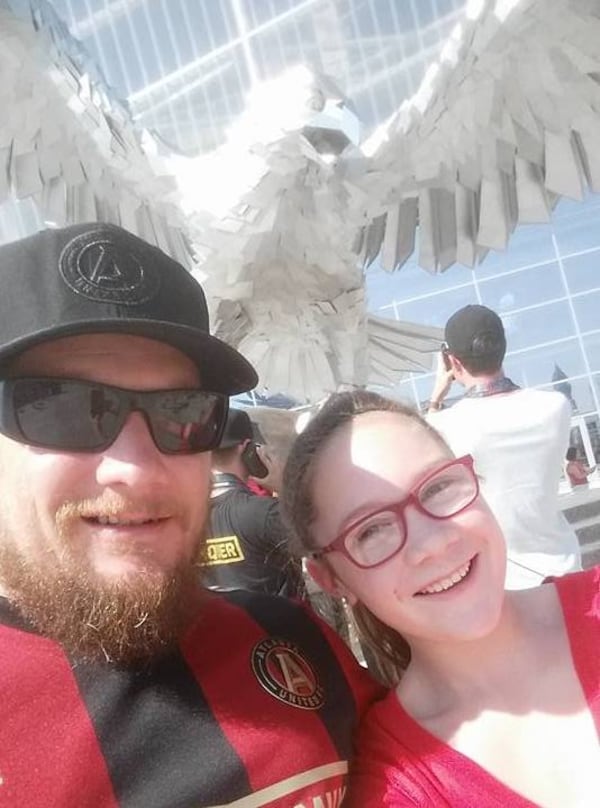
[348, 567, 600, 806]
[0, 590, 382, 807]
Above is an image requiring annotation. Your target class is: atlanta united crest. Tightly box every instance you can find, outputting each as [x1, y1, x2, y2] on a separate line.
[59, 228, 160, 304]
[251, 638, 325, 710]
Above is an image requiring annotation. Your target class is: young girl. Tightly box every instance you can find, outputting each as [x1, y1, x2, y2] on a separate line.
[281, 391, 599, 807]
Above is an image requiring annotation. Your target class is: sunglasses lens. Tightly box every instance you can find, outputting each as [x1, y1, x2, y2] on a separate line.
[145, 391, 226, 454]
[12, 379, 122, 450]
[8, 379, 227, 454]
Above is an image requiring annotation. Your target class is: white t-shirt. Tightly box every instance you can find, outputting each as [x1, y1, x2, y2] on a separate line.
[429, 388, 581, 589]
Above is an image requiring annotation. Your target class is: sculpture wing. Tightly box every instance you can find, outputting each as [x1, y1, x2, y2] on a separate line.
[0, 2, 191, 265]
[362, 0, 600, 272]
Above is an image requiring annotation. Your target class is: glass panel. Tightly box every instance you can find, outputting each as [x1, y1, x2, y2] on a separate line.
[562, 248, 600, 294]
[115, 21, 144, 93]
[503, 339, 586, 389]
[366, 254, 476, 310]
[242, 0, 297, 26]
[167, 0, 195, 67]
[391, 2, 419, 28]
[554, 194, 600, 220]
[392, 284, 479, 329]
[572, 291, 600, 335]
[475, 222, 556, 278]
[553, 195, 600, 255]
[538, 378, 596, 415]
[435, 0, 461, 15]
[478, 262, 564, 312]
[148, 4, 178, 74]
[501, 301, 575, 352]
[416, 0, 435, 26]
[352, 3, 379, 37]
[583, 414, 600, 464]
[93, 25, 128, 96]
[127, 5, 160, 85]
[584, 335, 600, 373]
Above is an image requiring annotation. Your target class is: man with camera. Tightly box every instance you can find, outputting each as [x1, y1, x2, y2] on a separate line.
[204, 408, 305, 596]
[427, 304, 581, 589]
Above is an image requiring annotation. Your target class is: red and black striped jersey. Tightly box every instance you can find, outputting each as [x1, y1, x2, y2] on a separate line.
[0, 589, 381, 807]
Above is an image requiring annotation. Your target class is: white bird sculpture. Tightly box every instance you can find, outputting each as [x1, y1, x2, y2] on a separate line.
[1, 0, 599, 401]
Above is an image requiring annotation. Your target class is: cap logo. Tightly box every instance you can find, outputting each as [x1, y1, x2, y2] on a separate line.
[59, 230, 160, 305]
[251, 637, 325, 710]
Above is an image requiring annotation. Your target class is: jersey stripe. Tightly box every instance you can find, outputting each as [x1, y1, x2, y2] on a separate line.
[71, 650, 252, 808]
[0, 613, 118, 808]
[181, 593, 350, 801]
[206, 762, 348, 808]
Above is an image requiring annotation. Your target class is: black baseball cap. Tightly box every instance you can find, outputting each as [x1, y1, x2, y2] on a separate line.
[218, 408, 265, 448]
[444, 305, 506, 361]
[0, 222, 258, 395]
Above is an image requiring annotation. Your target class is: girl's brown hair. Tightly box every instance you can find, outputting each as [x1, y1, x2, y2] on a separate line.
[280, 390, 450, 684]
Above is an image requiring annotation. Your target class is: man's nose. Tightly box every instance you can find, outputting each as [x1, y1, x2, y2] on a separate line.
[94, 411, 169, 489]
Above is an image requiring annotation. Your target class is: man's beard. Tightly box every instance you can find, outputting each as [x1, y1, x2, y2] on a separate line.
[0, 501, 208, 666]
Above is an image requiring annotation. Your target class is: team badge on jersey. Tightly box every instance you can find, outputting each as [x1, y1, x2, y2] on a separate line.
[251, 637, 325, 710]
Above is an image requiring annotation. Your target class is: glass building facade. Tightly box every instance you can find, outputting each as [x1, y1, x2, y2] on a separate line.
[11, 0, 600, 468]
[49, 0, 465, 152]
[367, 193, 600, 471]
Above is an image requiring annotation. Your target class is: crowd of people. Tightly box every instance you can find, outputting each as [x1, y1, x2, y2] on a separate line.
[0, 222, 597, 807]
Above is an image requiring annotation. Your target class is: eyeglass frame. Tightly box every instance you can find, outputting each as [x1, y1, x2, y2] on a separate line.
[312, 454, 478, 569]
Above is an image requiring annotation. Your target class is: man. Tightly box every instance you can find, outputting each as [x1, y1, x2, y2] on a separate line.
[0, 223, 378, 807]
[427, 304, 582, 589]
[204, 408, 304, 597]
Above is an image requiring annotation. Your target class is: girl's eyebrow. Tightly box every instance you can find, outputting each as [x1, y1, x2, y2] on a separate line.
[332, 457, 454, 534]
[335, 500, 395, 534]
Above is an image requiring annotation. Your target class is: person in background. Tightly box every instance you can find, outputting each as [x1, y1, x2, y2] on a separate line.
[565, 446, 596, 488]
[281, 390, 600, 807]
[426, 304, 581, 588]
[237, 416, 273, 497]
[204, 407, 305, 597]
[0, 223, 379, 807]
[250, 443, 286, 497]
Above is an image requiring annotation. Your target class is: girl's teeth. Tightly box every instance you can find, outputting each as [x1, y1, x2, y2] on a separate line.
[419, 561, 471, 595]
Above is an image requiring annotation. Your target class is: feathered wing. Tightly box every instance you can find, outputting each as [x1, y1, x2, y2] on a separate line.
[362, 0, 600, 273]
[366, 315, 443, 386]
[0, 1, 191, 265]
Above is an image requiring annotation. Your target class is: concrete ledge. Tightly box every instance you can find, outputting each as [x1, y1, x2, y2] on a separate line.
[563, 500, 600, 523]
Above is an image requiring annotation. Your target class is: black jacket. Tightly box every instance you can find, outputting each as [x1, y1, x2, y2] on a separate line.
[203, 473, 304, 597]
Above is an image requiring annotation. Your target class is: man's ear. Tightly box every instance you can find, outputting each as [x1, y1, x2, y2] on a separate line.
[448, 354, 464, 377]
[306, 558, 357, 605]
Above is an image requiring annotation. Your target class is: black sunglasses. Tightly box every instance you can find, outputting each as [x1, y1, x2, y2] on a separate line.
[0, 377, 228, 455]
